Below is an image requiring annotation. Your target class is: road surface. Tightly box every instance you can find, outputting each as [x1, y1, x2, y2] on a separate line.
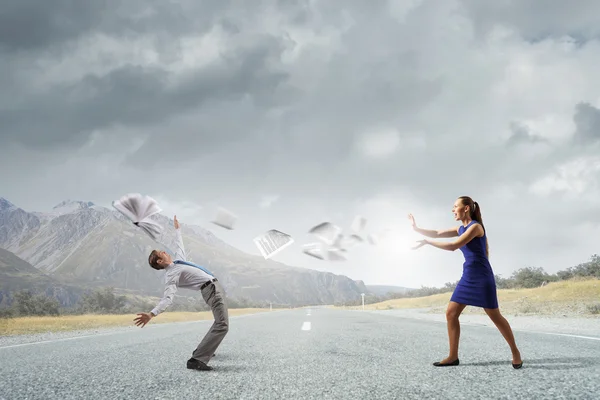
[1, 308, 599, 399]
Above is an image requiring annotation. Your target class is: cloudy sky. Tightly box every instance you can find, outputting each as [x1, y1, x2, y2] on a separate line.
[1, 0, 600, 289]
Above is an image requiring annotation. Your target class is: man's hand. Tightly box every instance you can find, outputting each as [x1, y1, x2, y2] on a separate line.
[174, 215, 180, 230]
[134, 312, 154, 328]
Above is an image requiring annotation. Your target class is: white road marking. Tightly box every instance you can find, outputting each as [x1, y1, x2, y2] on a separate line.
[521, 331, 600, 341]
[0, 312, 279, 350]
[360, 310, 600, 341]
[301, 321, 311, 331]
[0, 332, 121, 350]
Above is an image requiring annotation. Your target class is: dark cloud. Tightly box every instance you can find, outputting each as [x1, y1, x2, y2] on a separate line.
[2, 0, 600, 287]
[572, 102, 600, 145]
[0, 0, 228, 53]
[506, 122, 549, 147]
[0, 33, 290, 151]
[459, 0, 600, 42]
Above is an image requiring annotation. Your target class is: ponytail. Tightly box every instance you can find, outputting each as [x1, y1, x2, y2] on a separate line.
[459, 196, 489, 258]
[471, 201, 489, 258]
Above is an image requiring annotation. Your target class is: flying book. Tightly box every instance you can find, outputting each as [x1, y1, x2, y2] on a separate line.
[211, 207, 237, 230]
[112, 193, 164, 241]
[308, 222, 342, 245]
[253, 229, 294, 259]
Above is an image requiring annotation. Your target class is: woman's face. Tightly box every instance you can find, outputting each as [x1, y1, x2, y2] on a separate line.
[452, 199, 469, 221]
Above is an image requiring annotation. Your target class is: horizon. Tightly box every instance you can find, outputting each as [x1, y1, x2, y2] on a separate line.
[1, 195, 595, 290]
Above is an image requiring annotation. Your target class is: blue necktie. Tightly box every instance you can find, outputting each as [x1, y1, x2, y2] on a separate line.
[173, 260, 214, 277]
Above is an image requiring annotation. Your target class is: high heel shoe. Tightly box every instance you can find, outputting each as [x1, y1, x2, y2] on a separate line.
[433, 358, 459, 367]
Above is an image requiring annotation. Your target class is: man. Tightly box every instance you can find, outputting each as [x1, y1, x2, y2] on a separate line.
[133, 215, 229, 371]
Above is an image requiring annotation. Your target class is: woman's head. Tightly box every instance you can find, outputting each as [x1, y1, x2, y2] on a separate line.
[453, 196, 482, 225]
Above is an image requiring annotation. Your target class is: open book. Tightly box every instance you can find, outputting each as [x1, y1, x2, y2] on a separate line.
[112, 193, 164, 241]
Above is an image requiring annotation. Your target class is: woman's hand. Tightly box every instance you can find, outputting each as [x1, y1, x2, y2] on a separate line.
[408, 213, 417, 229]
[411, 239, 428, 250]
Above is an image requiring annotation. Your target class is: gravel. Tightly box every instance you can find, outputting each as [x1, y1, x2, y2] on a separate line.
[1, 308, 599, 399]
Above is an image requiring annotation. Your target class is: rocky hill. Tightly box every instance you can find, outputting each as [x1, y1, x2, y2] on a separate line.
[0, 248, 83, 307]
[0, 197, 370, 307]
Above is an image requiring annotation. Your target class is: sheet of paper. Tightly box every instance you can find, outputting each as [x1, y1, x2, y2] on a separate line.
[211, 207, 237, 230]
[328, 248, 347, 261]
[350, 215, 367, 233]
[302, 242, 325, 260]
[367, 233, 378, 245]
[308, 222, 342, 245]
[253, 229, 294, 259]
[344, 234, 364, 248]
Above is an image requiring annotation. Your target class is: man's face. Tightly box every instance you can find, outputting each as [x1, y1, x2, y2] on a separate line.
[157, 250, 172, 267]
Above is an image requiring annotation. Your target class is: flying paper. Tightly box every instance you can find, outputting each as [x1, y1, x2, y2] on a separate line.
[211, 207, 237, 230]
[254, 229, 294, 259]
[350, 215, 367, 233]
[308, 222, 342, 245]
[302, 242, 326, 260]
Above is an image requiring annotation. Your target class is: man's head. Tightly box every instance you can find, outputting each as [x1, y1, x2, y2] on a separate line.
[148, 249, 173, 270]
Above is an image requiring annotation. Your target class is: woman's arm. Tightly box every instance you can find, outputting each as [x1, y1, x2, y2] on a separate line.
[421, 224, 484, 252]
[409, 213, 459, 238]
[414, 226, 459, 238]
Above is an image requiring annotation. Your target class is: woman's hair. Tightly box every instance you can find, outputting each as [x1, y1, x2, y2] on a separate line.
[458, 196, 489, 258]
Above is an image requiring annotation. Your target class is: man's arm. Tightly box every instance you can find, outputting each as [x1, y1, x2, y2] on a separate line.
[173, 215, 186, 261]
[150, 276, 178, 316]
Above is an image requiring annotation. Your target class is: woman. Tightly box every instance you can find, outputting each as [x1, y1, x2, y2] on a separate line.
[409, 196, 523, 369]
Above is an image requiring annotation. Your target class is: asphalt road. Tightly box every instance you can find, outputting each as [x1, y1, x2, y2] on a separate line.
[1, 308, 599, 400]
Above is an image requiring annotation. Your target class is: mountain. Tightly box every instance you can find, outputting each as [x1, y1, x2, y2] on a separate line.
[365, 285, 413, 296]
[0, 248, 82, 307]
[0, 197, 369, 306]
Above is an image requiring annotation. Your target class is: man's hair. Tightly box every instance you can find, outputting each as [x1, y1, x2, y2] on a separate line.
[148, 250, 162, 270]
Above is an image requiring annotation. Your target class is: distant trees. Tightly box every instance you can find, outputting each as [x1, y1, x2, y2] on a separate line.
[371, 254, 600, 303]
[2, 254, 599, 317]
[77, 287, 127, 314]
[0, 290, 60, 317]
[0, 287, 276, 318]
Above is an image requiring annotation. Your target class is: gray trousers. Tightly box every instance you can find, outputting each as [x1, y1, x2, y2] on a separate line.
[192, 280, 229, 364]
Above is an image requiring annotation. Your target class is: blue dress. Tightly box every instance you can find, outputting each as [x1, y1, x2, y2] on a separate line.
[450, 220, 499, 309]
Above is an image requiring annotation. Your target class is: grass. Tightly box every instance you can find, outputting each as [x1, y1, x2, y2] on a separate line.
[342, 277, 600, 317]
[0, 308, 271, 336]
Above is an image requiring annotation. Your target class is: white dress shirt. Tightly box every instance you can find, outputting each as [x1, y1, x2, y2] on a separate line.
[150, 228, 214, 316]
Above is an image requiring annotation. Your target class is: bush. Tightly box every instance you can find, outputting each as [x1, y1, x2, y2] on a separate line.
[1, 290, 61, 317]
[587, 303, 600, 315]
[510, 266, 559, 289]
[77, 287, 127, 314]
